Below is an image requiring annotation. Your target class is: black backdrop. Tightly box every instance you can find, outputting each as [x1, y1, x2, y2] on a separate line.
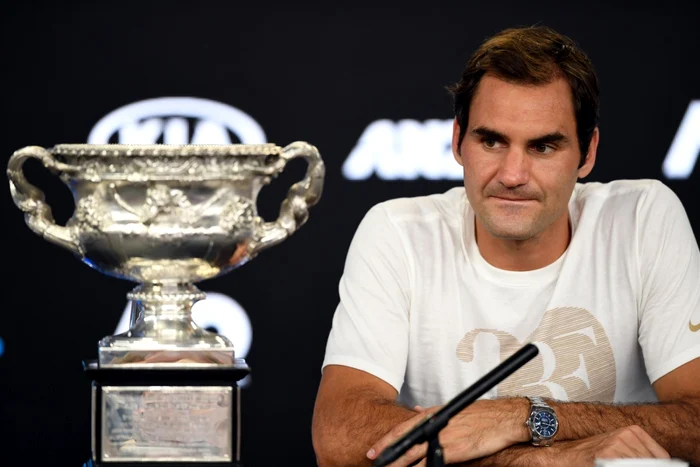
[1, 1, 699, 465]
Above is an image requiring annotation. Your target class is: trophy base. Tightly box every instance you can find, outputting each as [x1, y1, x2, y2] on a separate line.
[83, 359, 250, 465]
[83, 461, 244, 467]
[98, 347, 238, 367]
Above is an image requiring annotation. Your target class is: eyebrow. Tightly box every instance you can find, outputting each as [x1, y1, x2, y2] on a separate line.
[471, 126, 570, 146]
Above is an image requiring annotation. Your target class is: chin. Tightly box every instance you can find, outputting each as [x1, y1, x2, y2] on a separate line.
[490, 229, 536, 241]
[483, 219, 538, 241]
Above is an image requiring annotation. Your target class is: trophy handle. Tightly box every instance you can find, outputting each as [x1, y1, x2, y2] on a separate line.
[248, 141, 325, 257]
[7, 145, 82, 256]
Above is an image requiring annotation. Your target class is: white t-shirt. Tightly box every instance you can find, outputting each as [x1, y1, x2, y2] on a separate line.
[321, 179, 700, 408]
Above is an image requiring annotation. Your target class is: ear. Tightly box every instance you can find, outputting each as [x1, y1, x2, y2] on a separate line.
[452, 118, 463, 166]
[577, 127, 599, 178]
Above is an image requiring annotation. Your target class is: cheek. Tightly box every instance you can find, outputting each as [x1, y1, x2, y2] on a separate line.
[533, 163, 578, 201]
[462, 150, 498, 186]
[462, 163, 488, 198]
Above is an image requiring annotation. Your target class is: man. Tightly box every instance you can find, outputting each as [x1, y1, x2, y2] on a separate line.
[311, 25, 700, 466]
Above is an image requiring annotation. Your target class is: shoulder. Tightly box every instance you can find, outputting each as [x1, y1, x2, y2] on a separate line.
[574, 179, 682, 212]
[347, 187, 465, 264]
[575, 178, 664, 200]
[369, 186, 465, 226]
[571, 179, 690, 240]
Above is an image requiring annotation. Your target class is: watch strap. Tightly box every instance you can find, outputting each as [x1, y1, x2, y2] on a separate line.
[528, 396, 549, 408]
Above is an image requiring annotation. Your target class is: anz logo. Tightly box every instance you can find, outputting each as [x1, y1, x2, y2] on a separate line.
[663, 100, 700, 180]
[88, 96, 267, 145]
[342, 118, 462, 181]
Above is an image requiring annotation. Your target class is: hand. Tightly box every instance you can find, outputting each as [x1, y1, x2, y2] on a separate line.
[367, 399, 531, 466]
[114, 350, 231, 364]
[555, 425, 670, 466]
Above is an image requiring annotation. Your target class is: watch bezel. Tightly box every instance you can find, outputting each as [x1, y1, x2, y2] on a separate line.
[529, 409, 559, 438]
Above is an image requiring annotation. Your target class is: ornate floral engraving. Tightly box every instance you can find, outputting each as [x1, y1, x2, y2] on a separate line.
[73, 155, 281, 183]
[76, 193, 111, 231]
[219, 196, 255, 233]
[118, 184, 198, 225]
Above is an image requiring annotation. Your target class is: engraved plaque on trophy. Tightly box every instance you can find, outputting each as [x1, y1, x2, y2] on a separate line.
[7, 142, 325, 465]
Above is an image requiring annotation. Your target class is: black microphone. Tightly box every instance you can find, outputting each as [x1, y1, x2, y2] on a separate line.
[373, 342, 539, 467]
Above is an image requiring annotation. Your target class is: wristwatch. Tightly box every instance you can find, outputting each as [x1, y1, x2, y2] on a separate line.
[525, 396, 559, 446]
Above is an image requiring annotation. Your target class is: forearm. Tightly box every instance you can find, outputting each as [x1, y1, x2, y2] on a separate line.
[312, 387, 416, 467]
[466, 443, 561, 467]
[551, 397, 700, 463]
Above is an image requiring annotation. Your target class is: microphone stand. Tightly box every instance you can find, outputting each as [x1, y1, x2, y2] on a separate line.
[426, 433, 445, 467]
[373, 343, 539, 467]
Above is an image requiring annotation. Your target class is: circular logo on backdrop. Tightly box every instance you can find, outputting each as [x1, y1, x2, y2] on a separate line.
[87, 96, 267, 145]
[115, 292, 253, 359]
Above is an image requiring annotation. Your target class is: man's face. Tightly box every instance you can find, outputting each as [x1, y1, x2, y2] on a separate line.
[452, 74, 597, 241]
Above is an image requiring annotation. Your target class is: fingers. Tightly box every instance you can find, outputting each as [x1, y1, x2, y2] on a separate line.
[596, 425, 670, 460]
[368, 422, 414, 460]
[368, 415, 429, 466]
[625, 425, 670, 459]
[368, 407, 442, 466]
[616, 429, 654, 458]
[366, 441, 426, 467]
[385, 442, 427, 467]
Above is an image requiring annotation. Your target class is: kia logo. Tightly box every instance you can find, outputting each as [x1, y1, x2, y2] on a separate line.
[88, 96, 267, 145]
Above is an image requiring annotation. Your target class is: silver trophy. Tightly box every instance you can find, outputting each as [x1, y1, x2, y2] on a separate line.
[7, 141, 324, 465]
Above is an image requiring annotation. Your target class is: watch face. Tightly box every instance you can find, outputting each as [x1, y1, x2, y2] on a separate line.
[532, 410, 558, 438]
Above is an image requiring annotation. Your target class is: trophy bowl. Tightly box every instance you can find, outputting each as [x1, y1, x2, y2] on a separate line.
[8, 141, 325, 366]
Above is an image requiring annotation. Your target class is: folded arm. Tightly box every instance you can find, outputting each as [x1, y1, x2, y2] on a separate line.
[471, 358, 700, 466]
[367, 358, 700, 466]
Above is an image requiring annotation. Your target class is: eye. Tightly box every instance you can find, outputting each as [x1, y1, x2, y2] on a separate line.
[532, 143, 555, 155]
[482, 138, 503, 149]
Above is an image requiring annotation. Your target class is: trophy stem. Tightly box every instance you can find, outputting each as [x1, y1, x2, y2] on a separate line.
[97, 282, 236, 366]
[127, 282, 205, 323]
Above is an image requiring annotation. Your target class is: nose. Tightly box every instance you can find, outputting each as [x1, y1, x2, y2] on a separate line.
[497, 147, 530, 188]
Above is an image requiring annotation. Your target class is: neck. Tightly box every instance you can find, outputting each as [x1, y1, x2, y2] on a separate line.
[474, 214, 571, 271]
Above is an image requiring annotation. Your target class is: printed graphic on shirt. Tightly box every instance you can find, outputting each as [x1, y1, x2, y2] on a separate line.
[456, 306, 616, 402]
[690, 319, 700, 333]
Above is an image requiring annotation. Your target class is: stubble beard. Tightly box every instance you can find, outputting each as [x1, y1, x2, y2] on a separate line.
[476, 202, 550, 242]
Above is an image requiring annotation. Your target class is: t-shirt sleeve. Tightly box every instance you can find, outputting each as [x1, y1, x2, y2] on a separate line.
[637, 180, 700, 384]
[321, 203, 411, 393]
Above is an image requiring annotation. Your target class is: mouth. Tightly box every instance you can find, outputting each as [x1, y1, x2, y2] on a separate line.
[490, 196, 536, 203]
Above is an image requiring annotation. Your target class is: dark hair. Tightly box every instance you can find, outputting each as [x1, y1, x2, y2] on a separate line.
[447, 26, 600, 166]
